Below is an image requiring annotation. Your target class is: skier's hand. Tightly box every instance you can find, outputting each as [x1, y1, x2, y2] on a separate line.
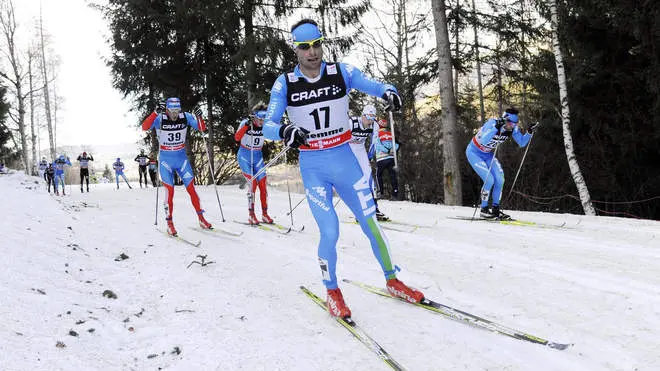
[279, 124, 309, 148]
[527, 121, 540, 134]
[382, 90, 402, 112]
[194, 107, 203, 118]
[155, 101, 166, 114]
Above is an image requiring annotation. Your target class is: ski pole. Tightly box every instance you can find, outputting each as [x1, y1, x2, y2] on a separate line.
[284, 150, 295, 227]
[202, 133, 225, 222]
[503, 130, 536, 205]
[286, 197, 306, 216]
[248, 126, 255, 215]
[154, 164, 160, 225]
[251, 145, 290, 181]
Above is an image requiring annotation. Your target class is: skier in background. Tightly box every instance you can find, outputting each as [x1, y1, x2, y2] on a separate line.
[349, 104, 388, 221]
[466, 107, 538, 220]
[374, 119, 399, 200]
[134, 149, 151, 188]
[38, 157, 49, 182]
[53, 155, 71, 196]
[112, 157, 132, 190]
[76, 151, 94, 192]
[141, 97, 212, 236]
[45, 163, 55, 193]
[234, 102, 273, 225]
[147, 157, 159, 187]
[262, 18, 424, 318]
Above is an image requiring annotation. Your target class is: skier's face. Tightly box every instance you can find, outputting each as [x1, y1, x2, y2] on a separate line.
[504, 120, 515, 131]
[166, 108, 180, 121]
[252, 117, 264, 127]
[295, 38, 323, 72]
[361, 114, 376, 128]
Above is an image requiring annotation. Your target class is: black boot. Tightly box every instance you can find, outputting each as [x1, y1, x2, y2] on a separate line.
[491, 206, 511, 220]
[480, 206, 495, 219]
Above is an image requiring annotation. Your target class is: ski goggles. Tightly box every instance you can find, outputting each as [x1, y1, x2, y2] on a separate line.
[293, 37, 324, 50]
[363, 113, 376, 121]
[253, 111, 267, 120]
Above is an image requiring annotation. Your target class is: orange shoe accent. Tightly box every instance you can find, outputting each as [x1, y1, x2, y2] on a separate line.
[326, 287, 351, 318]
[261, 212, 274, 224]
[248, 210, 260, 225]
[386, 278, 424, 303]
[166, 218, 178, 236]
[198, 215, 212, 229]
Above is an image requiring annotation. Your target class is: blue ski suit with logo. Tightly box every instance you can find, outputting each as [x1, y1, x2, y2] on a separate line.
[263, 61, 400, 289]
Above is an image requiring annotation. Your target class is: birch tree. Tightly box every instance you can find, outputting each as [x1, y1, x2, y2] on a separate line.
[38, 7, 55, 160]
[432, 0, 462, 205]
[549, 0, 595, 215]
[0, 0, 28, 173]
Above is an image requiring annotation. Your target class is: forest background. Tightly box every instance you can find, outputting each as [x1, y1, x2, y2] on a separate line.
[1, 0, 659, 220]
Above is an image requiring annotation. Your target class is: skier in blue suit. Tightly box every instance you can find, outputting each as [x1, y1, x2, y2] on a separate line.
[52, 155, 71, 196]
[262, 18, 424, 318]
[466, 107, 538, 220]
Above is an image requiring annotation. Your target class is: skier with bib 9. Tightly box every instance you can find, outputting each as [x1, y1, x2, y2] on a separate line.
[235, 102, 273, 225]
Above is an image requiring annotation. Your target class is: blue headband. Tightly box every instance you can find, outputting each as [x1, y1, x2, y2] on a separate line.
[166, 97, 181, 110]
[504, 112, 519, 123]
[254, 111, 267, 120]
[292, 22, 322, 43]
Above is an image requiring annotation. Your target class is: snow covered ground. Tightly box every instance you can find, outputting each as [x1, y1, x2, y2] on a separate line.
[1, 171, 659, 371]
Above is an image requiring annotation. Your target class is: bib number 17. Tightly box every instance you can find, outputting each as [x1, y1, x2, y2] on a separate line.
[309, 107, 330, 130]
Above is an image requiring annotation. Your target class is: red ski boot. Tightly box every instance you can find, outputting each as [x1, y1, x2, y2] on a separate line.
[197, 211, 212, 229]
[326, 287, 352, 318]
[386, 278, 424, 303]
[247, 210, 260, 225]
[166, 217, 177, 236]
[261, 210, 274, 224]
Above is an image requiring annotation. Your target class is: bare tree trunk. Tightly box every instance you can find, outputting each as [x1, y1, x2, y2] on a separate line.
[432, 0, 462, 205]
[203, 38, 215, 185]
[550, 0, 595, 216]
[0, 0, 28, 173]
[453, 0, 459, 100]
[39, 7, 55, 160]
[28, 50, 37, 172]
[243, 0, 257, 109]
[471, 0, 484, 123]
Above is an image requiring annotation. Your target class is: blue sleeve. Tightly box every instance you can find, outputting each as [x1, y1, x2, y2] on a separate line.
[340, 63, 396, 98]
[474, 119, 498, 146]
[512, 126, 531, 147]
[185, 112, 200, 131]
[153, 115, 162, 130]
[264, 74, 288, 140]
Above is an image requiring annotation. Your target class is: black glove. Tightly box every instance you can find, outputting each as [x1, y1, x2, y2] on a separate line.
[382, 90, 402, 112]
[194, 107, 203, 118]
[527, 121, 540, 134]
[279, 124, 309, 148]
[155, 101, 166, 114]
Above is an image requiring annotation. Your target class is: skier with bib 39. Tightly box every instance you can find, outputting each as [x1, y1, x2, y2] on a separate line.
[141, 97, 212, 236]
[235, 102, 273, 225]
[262, 19, 424, 318]
[466, 107, 538, 220]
